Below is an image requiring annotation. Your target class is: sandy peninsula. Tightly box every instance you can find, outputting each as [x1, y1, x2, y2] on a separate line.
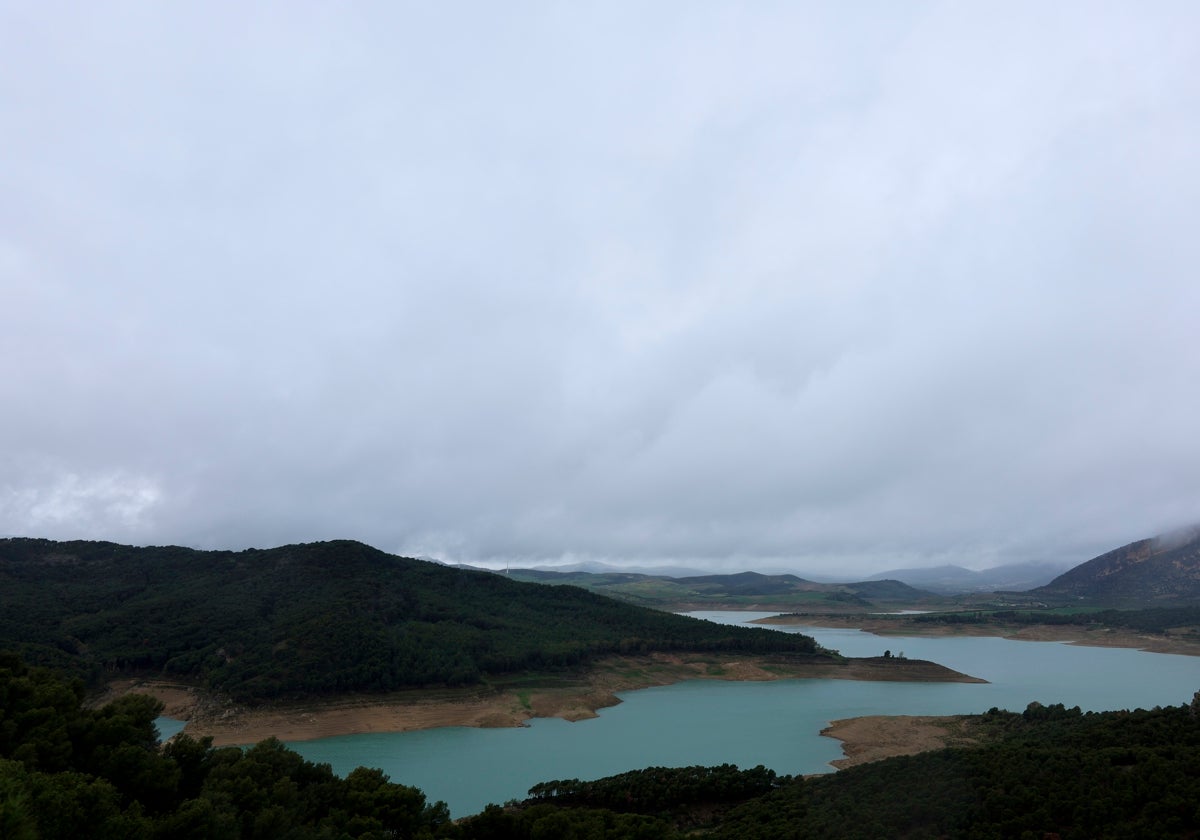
[98, 651, 983, 747]
[819, 714, 983, 769]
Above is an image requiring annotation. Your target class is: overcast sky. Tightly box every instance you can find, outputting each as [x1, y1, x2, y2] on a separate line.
[3, 2, 1198, 577]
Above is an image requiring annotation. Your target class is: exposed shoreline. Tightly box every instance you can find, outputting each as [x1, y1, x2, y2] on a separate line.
[819, 714, 983, 770]
[752, 614, 1200, 657]
[107, 619, 1197, 772]
[100, 651, 983, 747]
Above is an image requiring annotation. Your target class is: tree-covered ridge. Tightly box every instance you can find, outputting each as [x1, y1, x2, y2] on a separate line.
[457, 765, 786, 838]
[0, 538, 821, 703]
[0, 652, 450, 839]
[525, 763, 784, 813]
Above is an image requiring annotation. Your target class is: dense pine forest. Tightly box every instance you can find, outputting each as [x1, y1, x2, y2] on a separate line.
[0, 538, 821, 702]
[0, 651, 451, 839]
[4, 651, 1199, 838]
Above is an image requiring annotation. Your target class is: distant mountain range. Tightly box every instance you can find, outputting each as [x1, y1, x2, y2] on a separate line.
[528, 560, 716, 577]
[502, 567, 934, 611]
[866, 561, 1071, 594]
[501, 526, 1200, 607]
[1034, 526, 1200, 605]
[451, 559, 1073, 596]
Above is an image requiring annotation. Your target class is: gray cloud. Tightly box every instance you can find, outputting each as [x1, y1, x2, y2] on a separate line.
[3, 1, 1198, 576]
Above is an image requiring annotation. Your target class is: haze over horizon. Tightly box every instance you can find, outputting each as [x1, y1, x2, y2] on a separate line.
[3, 3, 1199, 578]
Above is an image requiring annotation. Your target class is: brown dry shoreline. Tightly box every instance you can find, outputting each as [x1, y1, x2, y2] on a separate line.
[99, 620, 1199, 773]
[819, 714, 983, 769]
[98, 652, 983, 747]
[753, 614, 1200, 657]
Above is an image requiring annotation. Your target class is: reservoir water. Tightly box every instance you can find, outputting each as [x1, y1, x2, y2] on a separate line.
[225, 612, 1200, 817]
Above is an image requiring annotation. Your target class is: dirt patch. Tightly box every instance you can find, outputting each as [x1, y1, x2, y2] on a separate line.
[87, 679, 204, 718]
[101, 652, 982, 746]
[820, 714, 982, 769]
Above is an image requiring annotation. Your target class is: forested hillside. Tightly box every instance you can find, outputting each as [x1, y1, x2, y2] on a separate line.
[0, 652, 450, 839]
[701, 699, 1200, 839]
[0, 538, 821, 702]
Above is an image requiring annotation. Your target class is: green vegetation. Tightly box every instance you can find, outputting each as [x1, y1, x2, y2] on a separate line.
[0, 651, 450, 839]
[706, 699, 1200, 839]
[912, 605, 1200, 636]
[526, 764, 785, 811]
[5, 649, 1200, 837]
[451, 765, 787, 837]
[0, 538, 821, 703]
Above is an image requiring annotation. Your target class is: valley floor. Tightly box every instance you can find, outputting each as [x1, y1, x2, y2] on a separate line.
[99, 651, 982, 746]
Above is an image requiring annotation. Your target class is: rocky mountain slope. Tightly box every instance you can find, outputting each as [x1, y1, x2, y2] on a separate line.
[1034, 527, 1200, 604]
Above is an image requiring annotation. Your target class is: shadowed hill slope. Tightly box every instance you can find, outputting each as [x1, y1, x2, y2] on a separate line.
[0, 538, 821, 703]
[1035, 527, 1200, 604]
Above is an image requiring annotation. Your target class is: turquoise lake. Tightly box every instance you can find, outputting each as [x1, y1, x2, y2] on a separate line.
[176, 611, 1200, 818]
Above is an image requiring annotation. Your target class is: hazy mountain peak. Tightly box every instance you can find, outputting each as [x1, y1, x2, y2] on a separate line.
[1037, 526, 1200, 603]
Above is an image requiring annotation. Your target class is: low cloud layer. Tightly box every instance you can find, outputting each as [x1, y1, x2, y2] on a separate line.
[3, 2, 1198, 576]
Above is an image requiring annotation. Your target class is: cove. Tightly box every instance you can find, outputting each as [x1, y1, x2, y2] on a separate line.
[278, 611, 1199, 817]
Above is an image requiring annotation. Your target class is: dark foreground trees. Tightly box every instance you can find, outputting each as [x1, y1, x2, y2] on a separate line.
[0, 651, 449, 839]
[705, 700, 1200, 840]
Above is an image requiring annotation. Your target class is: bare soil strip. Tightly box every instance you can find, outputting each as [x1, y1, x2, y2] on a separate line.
[99, 652, 982, 746]
[819, 714, 982, 769]
[754, 615, 1200, 657]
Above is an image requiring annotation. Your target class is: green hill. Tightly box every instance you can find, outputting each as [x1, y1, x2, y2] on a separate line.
[0, 538, 822, 703]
